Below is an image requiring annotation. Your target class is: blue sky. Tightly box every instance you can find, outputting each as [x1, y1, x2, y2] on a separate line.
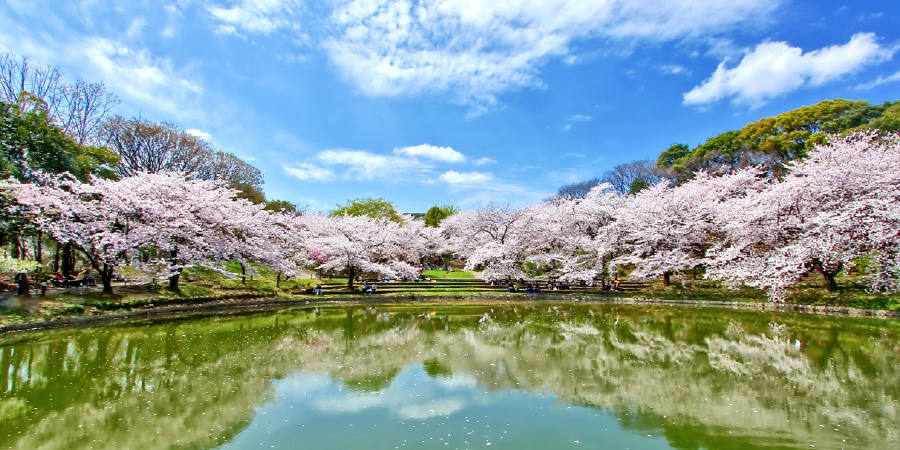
[1, 0, 898, 213]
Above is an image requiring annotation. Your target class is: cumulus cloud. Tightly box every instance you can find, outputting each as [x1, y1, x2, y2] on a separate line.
[185, 128, 211, 140]
[439, 170, 493, 185]
[324, 0, 780, 109]
[284, 163, 335, 182]
[207, 0, 302, 35]
[290, 143, 472, 182]
[684, 33, 894, 106]
[472, 157, 497, 166]
[316, 149, 432, 181]
[393, 144, 466, 163]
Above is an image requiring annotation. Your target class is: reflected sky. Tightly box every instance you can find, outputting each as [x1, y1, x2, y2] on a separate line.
[1, 303, 898, 449]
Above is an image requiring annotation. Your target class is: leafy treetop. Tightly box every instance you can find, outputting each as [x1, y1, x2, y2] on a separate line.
[332, 196, 404, 223]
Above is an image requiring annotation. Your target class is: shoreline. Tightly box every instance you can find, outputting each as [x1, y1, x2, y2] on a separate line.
[2, 293, 898, 335]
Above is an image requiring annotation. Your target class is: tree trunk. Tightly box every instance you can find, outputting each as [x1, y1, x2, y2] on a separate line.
[663, 271, 671, 286]
[34, 231, 43, 265]
[240, 263, 246, 285]
[62, 242, 75, 278]
[100, 264, 115, 295]
[822, 264, 842, 292]
[53, 241, 61, 273]
[11, 235, 22, 259]
[167, 247, 181, 292]
[168, 268, 182, 292]
[276, 272, 281, 288]
[347, 266, 356, 290]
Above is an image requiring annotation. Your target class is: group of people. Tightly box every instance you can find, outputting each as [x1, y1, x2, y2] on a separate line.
[51, 269, 97, 287]
[489, 277, 621, 292]
[506, 283, 543, 294]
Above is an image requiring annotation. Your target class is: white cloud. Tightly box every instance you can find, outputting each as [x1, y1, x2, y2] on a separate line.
[207, 0, 302, 35]
[214, 24, 246, 39]
[324, 0, 780, 109]
[284, 163, 335, 182]
[684, 33, 894, 106]
[439, 170, 493, 185]
[473, 157, 497, 166]
[185, 128, 211, 140]
[855, 70, 900, 90]
[396, 399, 465, 420]
[393, 144, 466, 163]
[51, 36, 205, 119]
[126, 17, 147, 40]
[659, 64, 690, 75]
[316, 149, 433, 181]
[564, 113, 592, 131]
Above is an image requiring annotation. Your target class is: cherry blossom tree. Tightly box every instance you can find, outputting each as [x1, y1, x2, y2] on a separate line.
[612, 168, 767, 285]
[103, 172, 290, 291]
[300, 214, 418, 289]
[706, 132, 900, 300]
[10, 171, 142, 294]
[10, 171, 291, 293]
[441, 204, 538, 279]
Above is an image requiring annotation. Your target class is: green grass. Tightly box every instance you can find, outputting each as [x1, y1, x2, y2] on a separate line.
[422, 269, 475, 279]
[5, 261, 899, 328]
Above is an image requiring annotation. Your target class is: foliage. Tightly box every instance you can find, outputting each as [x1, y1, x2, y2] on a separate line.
[0, 101, 118, 182]
[423, 204, 458, 227]
[0, 250, 40, 273]
[658, 99, 900, 183]
[232, 182, 266, 204]
[265, 200, 299, 214]
[332, 196, 404, 223]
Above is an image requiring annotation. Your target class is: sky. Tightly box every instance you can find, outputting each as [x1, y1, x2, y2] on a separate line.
[1, 0, 898, 214]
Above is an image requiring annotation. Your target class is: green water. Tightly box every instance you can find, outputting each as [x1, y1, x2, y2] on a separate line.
[1, 302, 898, 449]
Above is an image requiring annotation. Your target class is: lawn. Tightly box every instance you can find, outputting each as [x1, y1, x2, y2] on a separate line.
[422, 269, 476, 279]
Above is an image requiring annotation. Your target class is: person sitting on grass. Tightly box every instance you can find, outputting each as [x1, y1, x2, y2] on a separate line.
[314, 284, 323, 295]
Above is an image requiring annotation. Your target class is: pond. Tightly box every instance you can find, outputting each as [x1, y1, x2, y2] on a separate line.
[1, 302, 898, 449]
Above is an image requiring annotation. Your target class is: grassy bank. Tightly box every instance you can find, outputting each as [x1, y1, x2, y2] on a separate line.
[2, 267, 898, 328]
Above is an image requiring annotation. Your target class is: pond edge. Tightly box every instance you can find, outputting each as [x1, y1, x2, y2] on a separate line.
[2, 294, 898, 334]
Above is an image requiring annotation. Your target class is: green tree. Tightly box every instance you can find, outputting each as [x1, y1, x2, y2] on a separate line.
[265, 200, 299, 214]
[1, 101, 118, 182]
[332, 197, 404, 223]
[656, 143, 691, 168]
[657, 99, 900, 184]
[628, 178, 650, 195]
[423, 204, 458, 227]
[232, 182, 266, 204]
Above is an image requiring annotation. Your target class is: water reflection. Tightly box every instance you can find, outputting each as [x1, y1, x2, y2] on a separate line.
[1, 303, 898, 449]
